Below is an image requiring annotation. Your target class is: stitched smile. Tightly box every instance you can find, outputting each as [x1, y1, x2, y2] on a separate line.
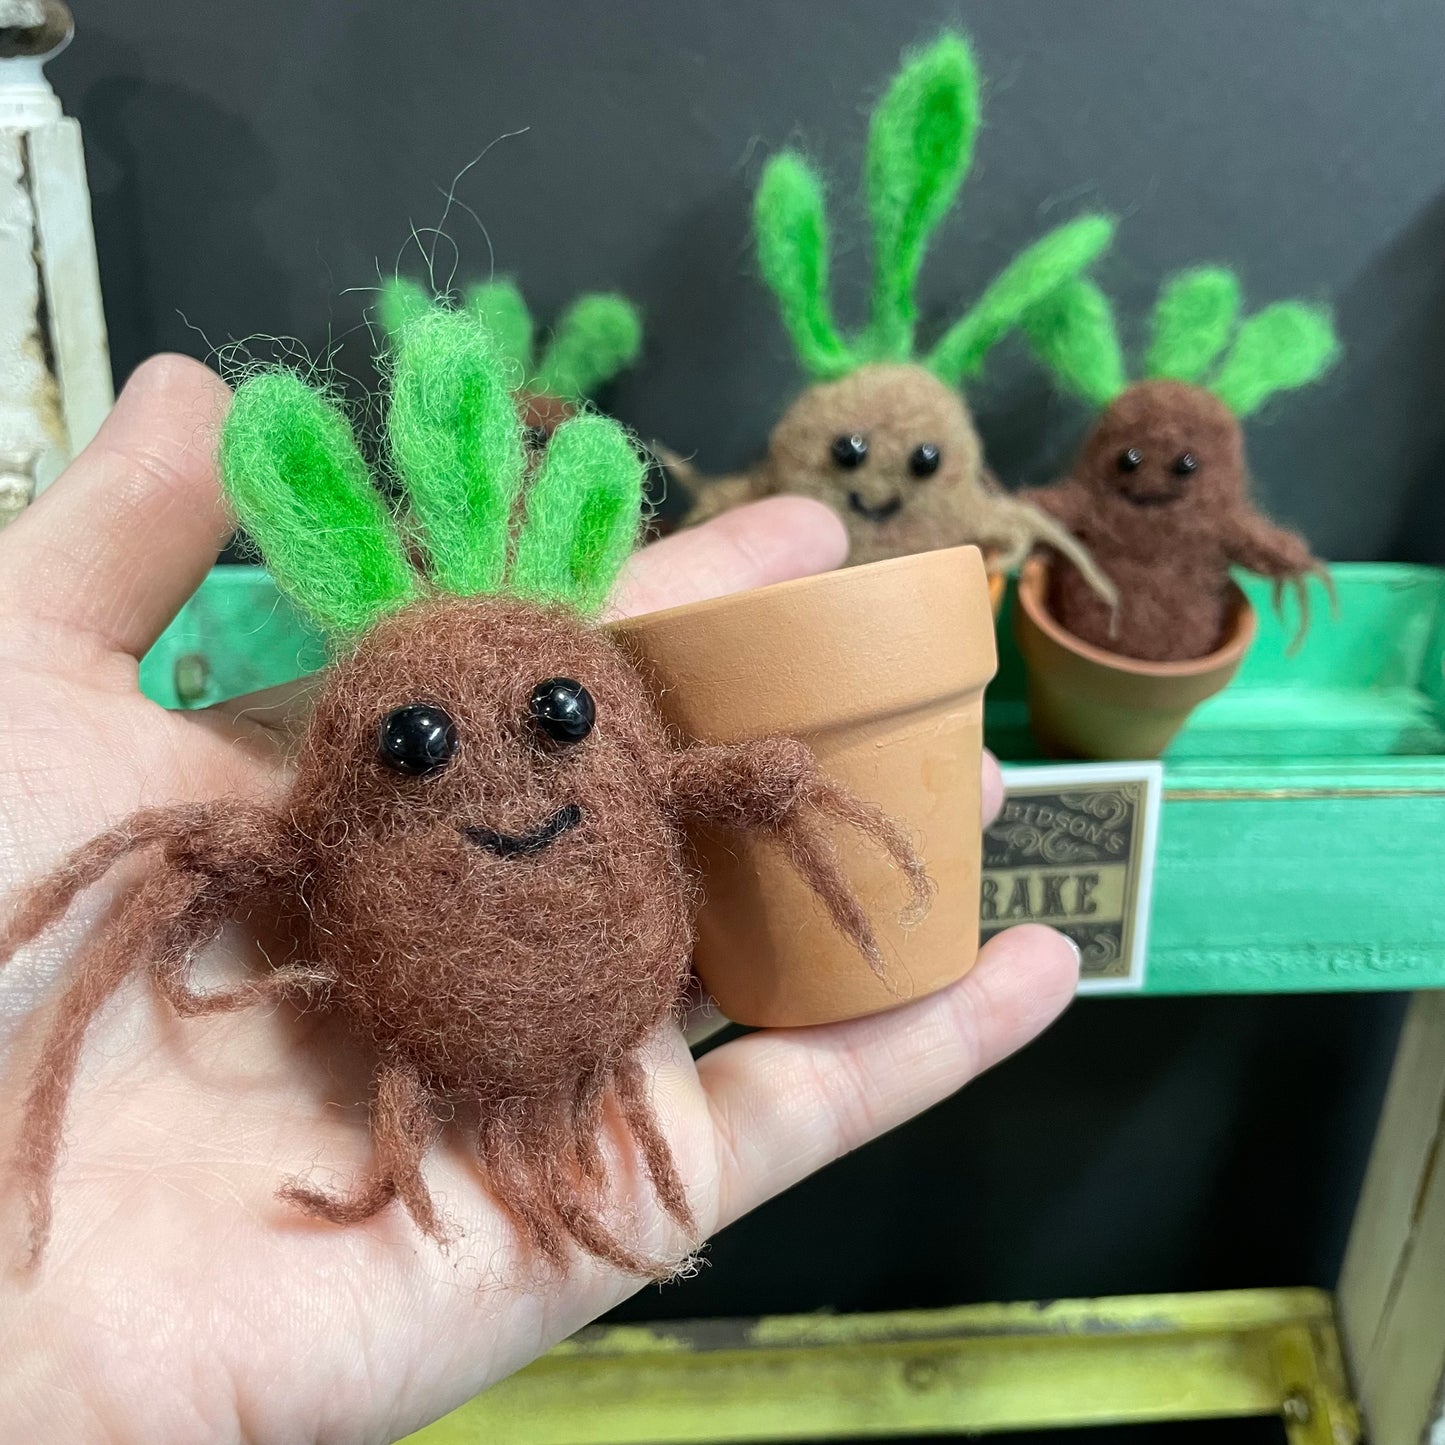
[1120, 487, 1184, 508]
[848, 491, 902, 522]
[462, 804, 582, 858]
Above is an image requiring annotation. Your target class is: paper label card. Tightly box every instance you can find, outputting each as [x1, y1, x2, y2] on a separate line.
[984, 762, 1163, 994]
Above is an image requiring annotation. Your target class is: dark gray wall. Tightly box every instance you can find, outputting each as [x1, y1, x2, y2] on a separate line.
[50, 0, 1432, 1354]
[56, 0, 1445, 559]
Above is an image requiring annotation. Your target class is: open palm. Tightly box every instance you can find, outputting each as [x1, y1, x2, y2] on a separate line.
[0, 357, 1077, 1445]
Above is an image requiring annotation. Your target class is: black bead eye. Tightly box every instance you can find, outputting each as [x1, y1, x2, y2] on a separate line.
[1118, 448, 1143, 472]
[830, 433, 869, 470]
[524, 425, 551, 451]
[908, 442, 941, 478]
[529, 677, 595, 745]
[1171, 452, 1199, 477]
[377, 704, 459, 778]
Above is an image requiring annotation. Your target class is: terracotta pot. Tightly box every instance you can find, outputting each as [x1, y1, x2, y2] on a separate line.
[1013, 557, 1257, 760]
[611, 545, 997, 1027]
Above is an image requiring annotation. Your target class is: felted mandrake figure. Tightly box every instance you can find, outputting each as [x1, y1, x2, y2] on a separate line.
[670, 31, 1116, 607]
[1019, 268, 1340, 661]
[0, 309, 925, 1275]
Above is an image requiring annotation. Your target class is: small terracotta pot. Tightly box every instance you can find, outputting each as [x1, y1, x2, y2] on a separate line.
[1013, 557, 1257, 760]
[611, 545, 997, 1027]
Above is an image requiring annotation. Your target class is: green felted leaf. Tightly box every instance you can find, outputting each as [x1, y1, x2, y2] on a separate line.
[510, 412, 643, 612]
[387, 308, 526, 595]
[1145, 268, 1242, 383]
[377, 276, 435, 339]
[753, 151, 856, 379]
[862, 32, 979, 361]
[220, 372, 416, 636]
[1019, 276, 1129, 407]
[463, 279, 536, 375]
[926, 213, 1117, 383]
[1210, 301, 1340, 417]
[537, 293, 643, 400]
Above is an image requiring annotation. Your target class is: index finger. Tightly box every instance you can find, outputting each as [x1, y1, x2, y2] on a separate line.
[608, 496, 848, 620]
[0, 355, 233, 659]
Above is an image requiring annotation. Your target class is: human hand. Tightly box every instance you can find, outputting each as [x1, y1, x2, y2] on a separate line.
[0, 356, 1078, 1445]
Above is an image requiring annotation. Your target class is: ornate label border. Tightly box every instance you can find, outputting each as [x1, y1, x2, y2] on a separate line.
[986, 762, 1163, 993]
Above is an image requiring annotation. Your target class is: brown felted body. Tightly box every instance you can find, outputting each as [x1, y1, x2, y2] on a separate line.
[677, 365, 1114, 603]
[1026, 380, 1327, 663]
[521, 390, 575, 439]
[0, 594, 926, 1275]
[292, 597, 693, 1102]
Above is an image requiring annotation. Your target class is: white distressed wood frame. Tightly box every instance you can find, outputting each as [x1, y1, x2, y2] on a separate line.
[1339, 990, 1445, 1445]
[0, 24, 112, 525]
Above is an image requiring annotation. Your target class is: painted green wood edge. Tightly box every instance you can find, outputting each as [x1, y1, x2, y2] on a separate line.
[987, 562, 1445, 762]
[139, 563, 1445, 995]
[398, 1287, 1358, 1443]
[138, 566, 327, 708]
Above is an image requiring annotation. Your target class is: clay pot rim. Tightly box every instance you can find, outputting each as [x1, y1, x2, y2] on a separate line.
[1016, 557, 1258, 679]
[607, 543, 986, 633]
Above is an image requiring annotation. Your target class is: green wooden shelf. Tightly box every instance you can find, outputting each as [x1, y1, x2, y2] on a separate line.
[987, 564, 1445, 994]
[988, 563, 1445, 762]
[140, 562, 1445, 996]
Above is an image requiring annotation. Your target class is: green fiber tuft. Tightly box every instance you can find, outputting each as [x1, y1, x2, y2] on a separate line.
[463, 279, 536, 376]
[219, 312, 646, 626]
[751, 34, 1116, 382]
[220, 371, 417, 636]
[1209, 301, 1340, 417]
[1145, 268, 1242, 383]
[537, 293, 644, 400]
[387, 308, 526, 595]
[510, 412, 643, 613]
[1020, 277, 1129, 407]
[926, 213, 1117, 383]
[378, 276, 435, 338]
[862, 32, 979, 361]
[753, 151, 856, 379]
